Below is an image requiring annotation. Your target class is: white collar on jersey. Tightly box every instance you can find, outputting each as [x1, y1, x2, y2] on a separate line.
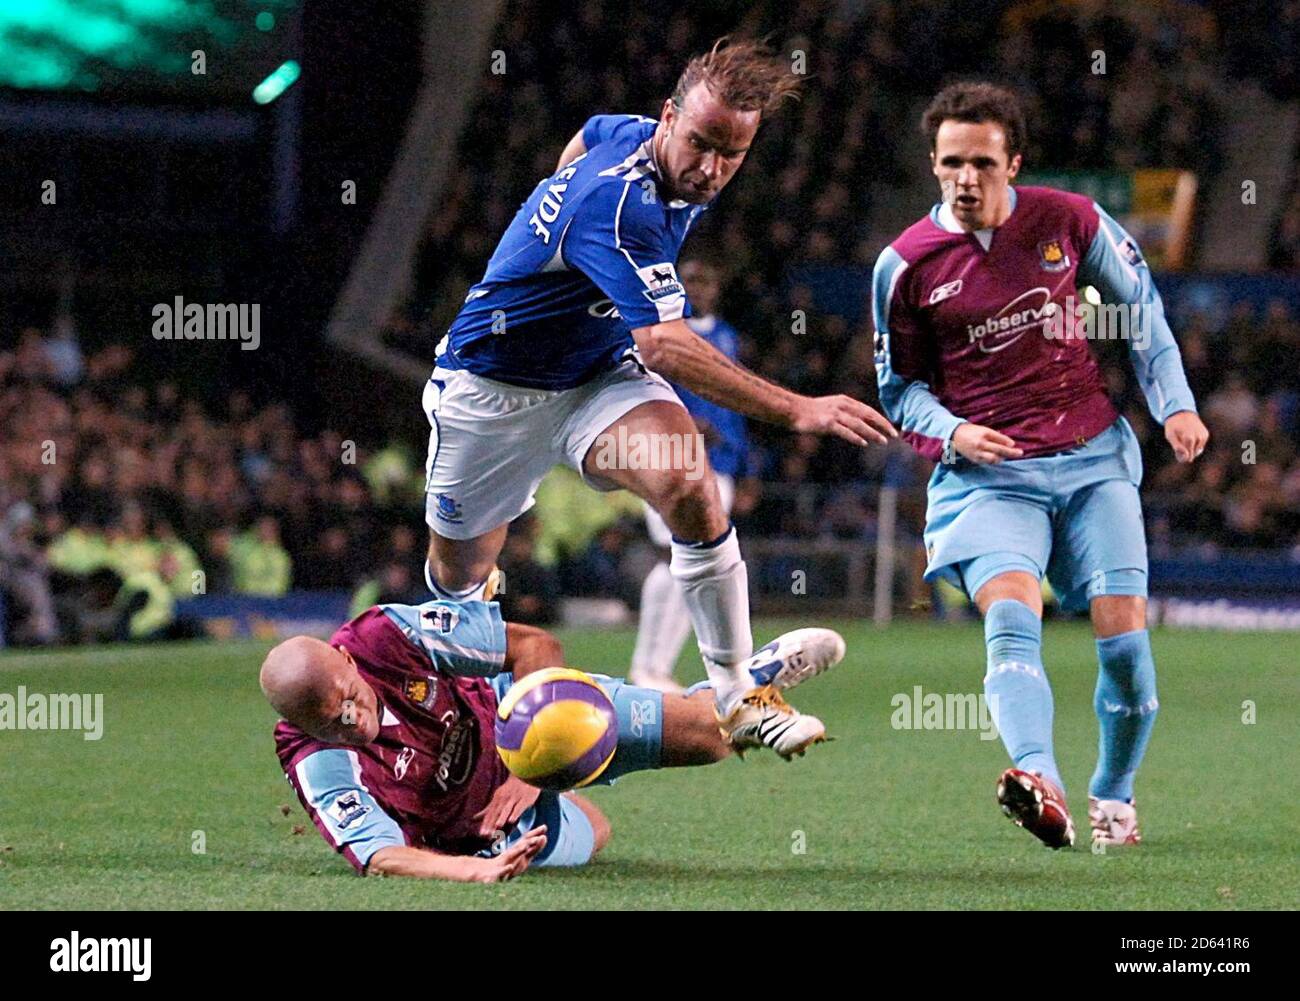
[687, 313, 717, 334]
[381, 706, 399, 728]
[935, 186, 1019, 250]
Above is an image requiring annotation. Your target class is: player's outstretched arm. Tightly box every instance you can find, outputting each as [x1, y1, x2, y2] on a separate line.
[367, 827, 547, 882]
[565, 176, 890, 447]
[632, 319, 896, 447]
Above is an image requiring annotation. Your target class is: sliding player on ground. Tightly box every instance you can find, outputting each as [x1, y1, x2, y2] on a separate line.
[629, 256, 751, 694]
[423, 38, 894, 759]
[259, 599, 844, 881]
[872, 83, 1209, 849]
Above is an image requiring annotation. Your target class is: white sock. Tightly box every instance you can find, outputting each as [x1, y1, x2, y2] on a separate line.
[670, 526, 753, 711]
[425, 559, 492, 602]
[631, 561, 694, 679]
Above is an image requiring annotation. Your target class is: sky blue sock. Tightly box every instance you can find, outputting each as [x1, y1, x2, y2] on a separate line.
[983, 599, 1062, 790]
[1090, 629, 1159, 802]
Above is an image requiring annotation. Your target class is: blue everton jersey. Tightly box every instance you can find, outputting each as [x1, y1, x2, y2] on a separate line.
[674, 315, 749, 477]
[438, 114, 707, 390]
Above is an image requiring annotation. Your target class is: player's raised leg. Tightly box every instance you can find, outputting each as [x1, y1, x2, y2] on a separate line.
[973, 564, 1075, 849]
[584, 402, 744, 695]
[589, 635, 846, 780]
[630, 474, 737, 694]
[582, 400, 828, 758]
[629, 258, 749, 695]
[594, 625, 847, 774]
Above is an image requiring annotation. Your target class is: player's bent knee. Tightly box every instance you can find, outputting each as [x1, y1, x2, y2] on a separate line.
[654, 474, 724, 540]
[1090, 595, 1147, 638]
[974, 571, 1043, 617]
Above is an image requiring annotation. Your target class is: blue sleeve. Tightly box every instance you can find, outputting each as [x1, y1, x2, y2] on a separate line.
[872, 246, 965, 455]
[1078, 203, 1197, 423]
[379, 600, 508, 677]
[581, 114, 655, 151]
[294, 749, 405, 872]
[563, 181, 690, 329]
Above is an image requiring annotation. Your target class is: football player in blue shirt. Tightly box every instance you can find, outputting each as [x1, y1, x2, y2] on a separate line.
[422, 38, 894, 759]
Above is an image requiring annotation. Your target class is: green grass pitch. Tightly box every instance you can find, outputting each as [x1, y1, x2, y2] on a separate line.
[1, 619, 1295, 910]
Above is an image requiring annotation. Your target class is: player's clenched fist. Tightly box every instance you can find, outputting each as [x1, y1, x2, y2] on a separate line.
[1164, 410, 1209, 463]
[792, 394, 897, 447]
[951, 422, 1024, 464]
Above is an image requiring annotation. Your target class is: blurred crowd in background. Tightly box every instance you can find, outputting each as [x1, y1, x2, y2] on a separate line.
[4, 286, 1298, 645]
[0, 331, 420, 643]
[399, 0, 1300, 547]
[0, 327, 674, 643]
[410, 0, 1268, 324]
[403, 0, 1300, 341]
[4, 0, 1299, 645]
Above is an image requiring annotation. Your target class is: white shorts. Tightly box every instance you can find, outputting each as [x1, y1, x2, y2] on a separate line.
[644, 474, 734, 547]
[423, 357, 683, 540]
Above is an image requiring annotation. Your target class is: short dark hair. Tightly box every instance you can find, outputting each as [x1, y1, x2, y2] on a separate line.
[671, 36, 801, 118]
[921, 82, 1027, 159]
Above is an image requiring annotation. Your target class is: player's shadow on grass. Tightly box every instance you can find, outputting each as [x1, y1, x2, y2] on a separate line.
[580, 855, 1100, 888]
[565, 858, 884, 884]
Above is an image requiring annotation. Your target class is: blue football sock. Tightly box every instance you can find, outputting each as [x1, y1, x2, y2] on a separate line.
[983, 599, 1062, 789]
[1089, 629, 1159, 802]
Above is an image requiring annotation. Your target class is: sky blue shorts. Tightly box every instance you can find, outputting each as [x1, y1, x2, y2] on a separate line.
[923, 418, 1149, 612]
[513, 790, 597, 867]
[489, 672, 664, 867]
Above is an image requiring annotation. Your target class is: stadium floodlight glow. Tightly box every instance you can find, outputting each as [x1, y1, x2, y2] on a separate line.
[252, 59, 299, 104]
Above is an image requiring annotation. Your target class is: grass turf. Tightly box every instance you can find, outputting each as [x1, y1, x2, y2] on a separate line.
[0, 619, 1295, 910]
